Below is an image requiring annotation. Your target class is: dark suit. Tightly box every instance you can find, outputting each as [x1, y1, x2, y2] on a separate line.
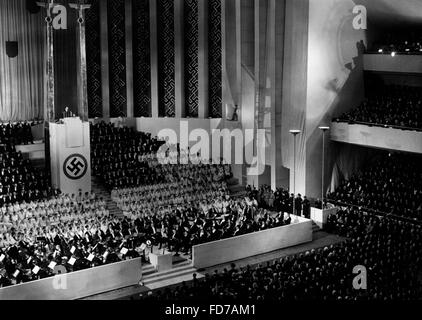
[62, 110, 73, 118]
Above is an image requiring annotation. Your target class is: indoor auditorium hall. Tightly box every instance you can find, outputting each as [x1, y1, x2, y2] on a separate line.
[0, 0, 421, 310]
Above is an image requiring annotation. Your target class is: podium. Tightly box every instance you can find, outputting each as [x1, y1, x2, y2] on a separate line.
[49, 118, 91, 195]
[149, 252, 173, 273]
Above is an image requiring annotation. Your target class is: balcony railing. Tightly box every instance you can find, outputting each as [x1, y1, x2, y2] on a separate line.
[333, 119, 422, 132]
[327, 199, 422, 226]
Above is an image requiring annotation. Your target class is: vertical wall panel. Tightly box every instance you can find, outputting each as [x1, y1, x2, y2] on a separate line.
[100, 0, 110, 118]
[184, 0, 199, 118]
[54, 0, 77, 118]
[198, 0, 209, 119]
[108, 0, 127, 117]
[149, 0, 159, 117]
[132, 0, 152, 117]
[86, 0, 103, 118]
[208, 0, 223, 118]
[157, 0, 176, 117]
[174, 0, 185, 118]
[125, 0, 134, 118]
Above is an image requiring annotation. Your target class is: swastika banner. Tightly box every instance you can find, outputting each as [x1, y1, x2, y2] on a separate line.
[49, 119, 91, 195]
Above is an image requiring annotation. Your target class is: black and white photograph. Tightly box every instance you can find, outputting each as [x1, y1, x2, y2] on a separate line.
[0, 0, 421, 314]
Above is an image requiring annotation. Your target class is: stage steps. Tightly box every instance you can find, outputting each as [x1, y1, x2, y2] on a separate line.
[80, 260, 197, 300]
[227, 177, 247, 198]
[227, 177, 239, 186]
[91, 178, 124, 218]
[230, 185, 247, 197]
[142, 261, 201, 290]
[312, 221, 322, 233]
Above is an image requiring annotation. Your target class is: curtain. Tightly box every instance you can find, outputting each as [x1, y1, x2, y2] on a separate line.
[328, 144, 372, 193]
[0, 0, 45, 121]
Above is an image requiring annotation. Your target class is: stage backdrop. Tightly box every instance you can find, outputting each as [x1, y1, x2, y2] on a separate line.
[0, 0, 45, 121]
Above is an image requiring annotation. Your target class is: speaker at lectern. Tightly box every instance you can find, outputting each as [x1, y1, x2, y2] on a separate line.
[62, 107, 74, 119]
[49, 117, 91, 195]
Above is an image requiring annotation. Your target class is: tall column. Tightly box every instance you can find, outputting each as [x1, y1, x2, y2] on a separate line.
[253, 0, 271, 187]
[240, 0, 255, 187]
[70, 3, 91, 122]
[150, 0, 159, 118]
[46, 16, 55, 123]
[174, 0, 185, 118]
[269, 0, 286, 190]
[198, 0, 209, 118]
[99, 0, 110, 119]
[235, 0, 242, 119]
[37, 1, 56, 179]
[37, 1, 56, 124]
[269, 0, 277, 190]
[281, 0, 309, 196]
[125, 0, 134, 118]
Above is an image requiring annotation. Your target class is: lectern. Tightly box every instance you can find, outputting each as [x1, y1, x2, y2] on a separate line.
[49, 118, 91, 195]
[149, 252, 173, 273]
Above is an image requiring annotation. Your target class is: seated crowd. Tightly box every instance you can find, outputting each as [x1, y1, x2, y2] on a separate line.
[335, 85, 422, 130]
[368, 31, 422, 54]
[328, 153, 422, 220]
[90, 122, 165, 190]
[0, 144, 51, 206]
[142, 206, 422, 301]
[0, 191, 119, 286]
[0, 184, 293, 287]
[0, 121, 36, 146]
[111, 180, 293, 256]
[112, 179, 229, 215]
[3, 121, 419, 300]
[0, 124, 295, 287]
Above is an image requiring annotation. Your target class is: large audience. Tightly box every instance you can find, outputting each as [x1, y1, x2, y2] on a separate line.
[109, 158, 296, 255]
[368, 32, 422, 55]
[0, 185, 293, 287]
[90, 122, 165, 190]
[335, 85, 422, 130]
[1, 122, 298, 287]
[142, 206, 422, 301]
[112, 182, 293, 256]
[328, 152, 422, 221]
[1, 119, 421, 301]
[0, 191, 124, 286]
[0, 144, 51, 206]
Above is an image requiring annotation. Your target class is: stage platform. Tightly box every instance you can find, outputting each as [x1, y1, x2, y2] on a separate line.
[83, 223, 344, 301]
[0, 218, 343, 300]
[0, 258, 143, 300]
[192, 215, 313, 269]
[103, 231, 345, 301]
